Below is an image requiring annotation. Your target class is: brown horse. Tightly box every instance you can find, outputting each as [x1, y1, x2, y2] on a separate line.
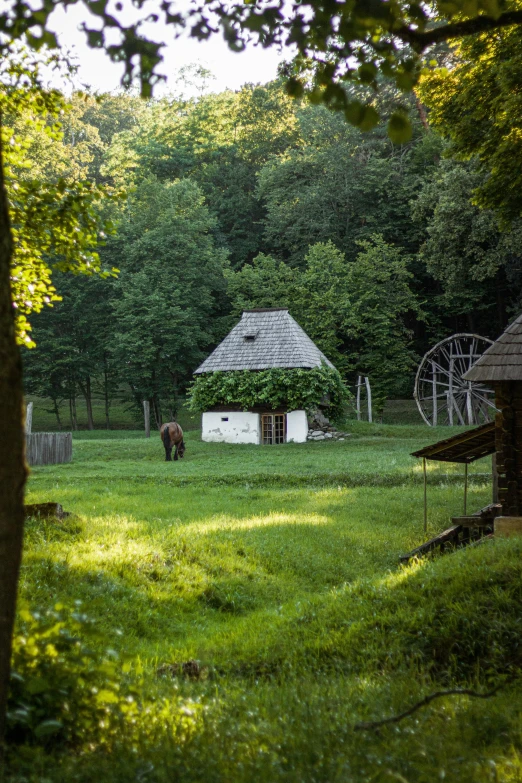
[160, 422, 185, 461]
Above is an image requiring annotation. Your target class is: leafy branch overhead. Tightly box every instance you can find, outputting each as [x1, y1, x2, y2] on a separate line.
[1, 53, 119, 346]
[2, 0, 522, 138]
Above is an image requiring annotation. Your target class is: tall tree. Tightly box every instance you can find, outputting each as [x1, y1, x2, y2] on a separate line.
[23, 272, 119, 430]
[225, 253, 298, 316]
[258, 106, 442, 267]
[111, 177, 228, 426]
[419, 24, 522, 224]
[412, 159, 522, 333]
[0, 55, 114, 743]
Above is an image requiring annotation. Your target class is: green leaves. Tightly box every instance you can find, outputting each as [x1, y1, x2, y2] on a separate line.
[34, 719, 63, 738]
[344, 101, 380, 131]
[7, 604, 130, 748]
[2, 53, 119, 346]
[110, 177, 228, 416]
[388, 112, 413, 145]
[188, 366, 350, 419]
[419, 24, 522, 223]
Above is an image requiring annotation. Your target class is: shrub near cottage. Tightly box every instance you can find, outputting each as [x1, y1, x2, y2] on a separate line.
[187, 365, 350, 419]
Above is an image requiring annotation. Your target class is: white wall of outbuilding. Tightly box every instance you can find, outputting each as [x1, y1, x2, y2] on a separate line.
[202, 411, 260, 444]
[201, 410, 308, 444]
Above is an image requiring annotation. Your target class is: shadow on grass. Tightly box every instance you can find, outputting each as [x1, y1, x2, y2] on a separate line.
[19, 514, 522, 686]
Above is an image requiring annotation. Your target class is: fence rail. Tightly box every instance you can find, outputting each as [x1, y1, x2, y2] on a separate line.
[26, 433, 72, 466]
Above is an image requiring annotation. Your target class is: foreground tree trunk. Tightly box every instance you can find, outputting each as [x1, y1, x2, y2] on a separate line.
[0, 115, 27, 746]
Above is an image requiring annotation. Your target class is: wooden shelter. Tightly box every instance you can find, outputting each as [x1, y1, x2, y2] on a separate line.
[411, 421, 496, 465]
[403, 424, 498, 562]
[411, 422, 496, 532]
[463, 313, 522, 518]
[404, 313, 522, 560]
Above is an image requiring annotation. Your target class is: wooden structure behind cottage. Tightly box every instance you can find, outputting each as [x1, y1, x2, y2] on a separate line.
[401, 315, 522, 558]
[463, 313, 522, 518]
[194, 308, 336, 445]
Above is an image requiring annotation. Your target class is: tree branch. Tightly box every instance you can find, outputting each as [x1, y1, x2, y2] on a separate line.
[354, 679, 515, 731]
[396, 10, 522, 49]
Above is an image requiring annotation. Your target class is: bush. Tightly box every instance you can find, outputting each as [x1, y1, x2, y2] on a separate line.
[7, 604, 138, 748]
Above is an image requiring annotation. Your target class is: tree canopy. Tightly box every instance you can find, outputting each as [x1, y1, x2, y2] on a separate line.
[20, 74, 522, 426]
[419, 23, 522, 222]
[2, 0, 522, 138]
[1, 53, 118, 346]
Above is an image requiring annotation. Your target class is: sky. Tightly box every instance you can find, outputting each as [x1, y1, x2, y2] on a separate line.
[46, 2, 288, 96]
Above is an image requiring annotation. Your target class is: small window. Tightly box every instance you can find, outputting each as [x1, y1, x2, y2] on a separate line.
[244, 334, 257, 342]
[221, 417, 229, 422]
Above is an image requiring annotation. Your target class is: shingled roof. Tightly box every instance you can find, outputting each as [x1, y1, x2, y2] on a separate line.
[194, 309, 335, 374]
[463, 313, 522, 382]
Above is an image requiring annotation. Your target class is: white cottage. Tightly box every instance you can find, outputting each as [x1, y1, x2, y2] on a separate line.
[194, 308, 336, 445]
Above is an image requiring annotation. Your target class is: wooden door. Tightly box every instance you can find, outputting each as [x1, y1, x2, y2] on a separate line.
[262, 414, 286, 444]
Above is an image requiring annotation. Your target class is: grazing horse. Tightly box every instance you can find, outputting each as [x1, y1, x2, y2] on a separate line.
[160, 422, 185, 462]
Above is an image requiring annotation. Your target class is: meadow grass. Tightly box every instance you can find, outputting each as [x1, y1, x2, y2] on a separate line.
[8, 424, 522, 782]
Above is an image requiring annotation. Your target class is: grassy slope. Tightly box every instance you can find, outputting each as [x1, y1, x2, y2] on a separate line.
[10, 425, 522, 782]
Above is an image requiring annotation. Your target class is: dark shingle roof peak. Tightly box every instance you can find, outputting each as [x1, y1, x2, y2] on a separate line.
[463, 312, 522, 382]
[195, 310, 335, 373]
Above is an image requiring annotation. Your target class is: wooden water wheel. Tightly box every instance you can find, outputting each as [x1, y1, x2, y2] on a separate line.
[414, 334, 496, 426]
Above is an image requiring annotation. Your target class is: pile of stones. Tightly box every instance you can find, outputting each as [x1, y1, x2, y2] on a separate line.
[306, 409, 350, 442]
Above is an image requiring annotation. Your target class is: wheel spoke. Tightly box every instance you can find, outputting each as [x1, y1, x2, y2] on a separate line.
[415, 333, 494, 426]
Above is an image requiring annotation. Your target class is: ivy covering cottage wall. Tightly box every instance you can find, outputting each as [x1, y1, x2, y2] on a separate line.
[188, 366, 350, 420]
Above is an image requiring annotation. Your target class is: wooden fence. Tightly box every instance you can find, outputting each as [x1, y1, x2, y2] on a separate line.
[26, 433, 72, 466]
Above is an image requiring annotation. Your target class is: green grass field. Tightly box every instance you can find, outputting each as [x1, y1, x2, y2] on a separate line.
[7, 424, 522, 782]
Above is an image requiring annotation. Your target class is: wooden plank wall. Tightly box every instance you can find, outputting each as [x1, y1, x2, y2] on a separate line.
[495, 382, 522, 516]
[26, 433, 72, 467]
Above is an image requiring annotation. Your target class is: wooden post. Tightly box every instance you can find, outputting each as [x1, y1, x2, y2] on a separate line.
[492, 453, 499, 504]
[466, 387, 473, 426]
[423, 457, 428, 534]
[356, 376, 362, 421]
[25, 401, 33, 435]
[448, 356, 454, 426]
[143, 401, 150, 438]
[365, 376, 372, 423]
[464, 462, 468, 515]
[431, 362, 437, 426]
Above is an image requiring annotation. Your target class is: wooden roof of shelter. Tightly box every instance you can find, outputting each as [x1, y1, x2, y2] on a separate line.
[411, 421, 496, 464]
[463, 312, 522, 382]
[195, 309, 335, 374]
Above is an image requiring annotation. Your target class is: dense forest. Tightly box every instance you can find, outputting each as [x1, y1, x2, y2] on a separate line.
[16, 64, 522, 427]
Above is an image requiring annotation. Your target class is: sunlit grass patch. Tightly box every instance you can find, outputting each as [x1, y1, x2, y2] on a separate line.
[11, 426, 522, 782]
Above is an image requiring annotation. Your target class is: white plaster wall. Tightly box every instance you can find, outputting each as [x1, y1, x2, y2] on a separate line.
[286, 410, 308, 443]
[202, 411, 260, 444]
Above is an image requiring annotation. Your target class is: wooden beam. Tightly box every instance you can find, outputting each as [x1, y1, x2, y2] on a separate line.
[143, 401, 150, 439]
[400, 524, 463, 563]
[464, 462, 468, 515]
[25, 401, 33, 435]
[422, 457, 428, 533]
[365, 376, 372, 424]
